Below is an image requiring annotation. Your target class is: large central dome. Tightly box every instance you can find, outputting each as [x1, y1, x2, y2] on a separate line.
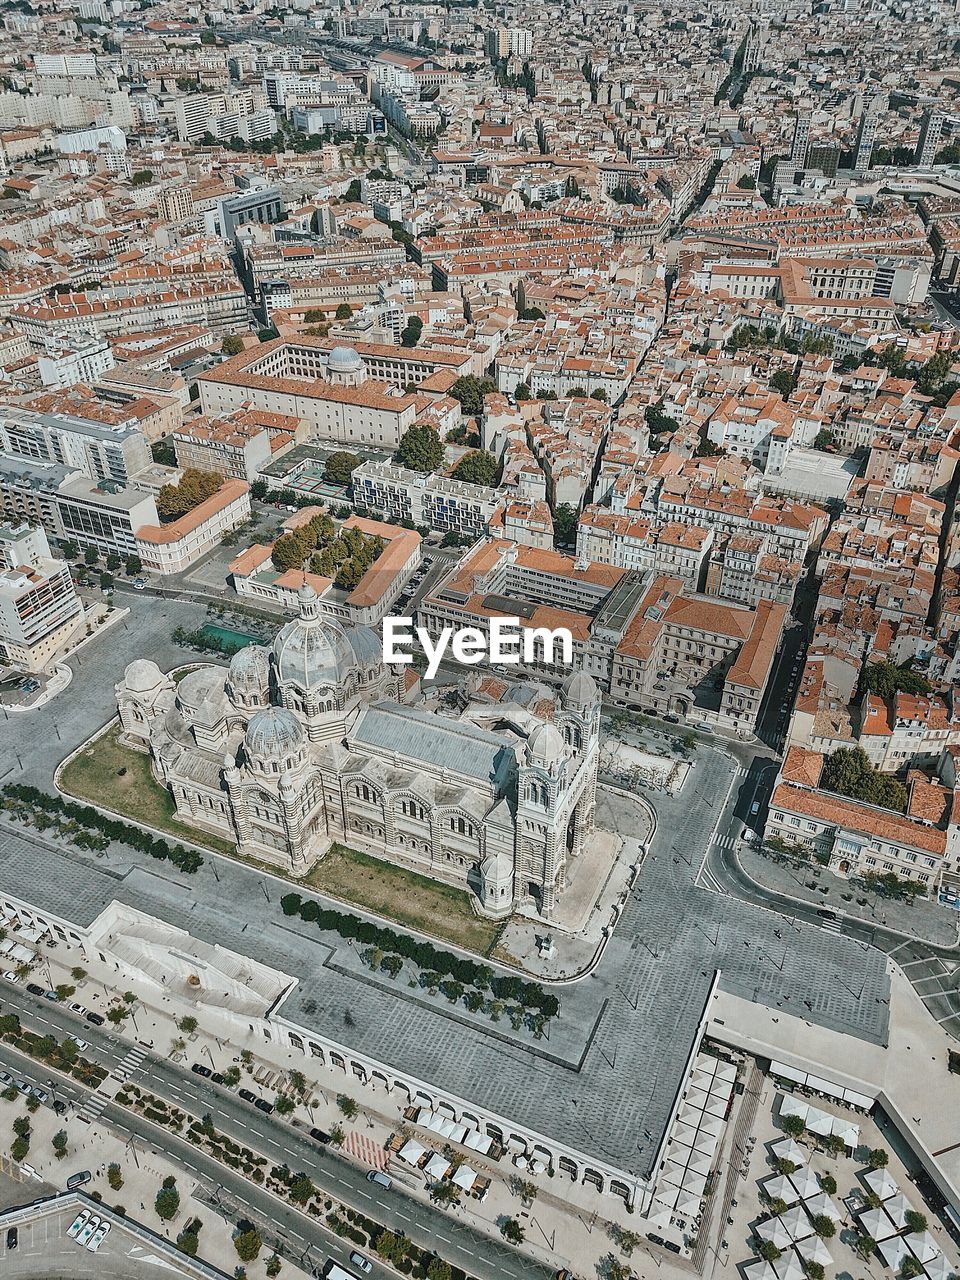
[272, 584, 359, 691]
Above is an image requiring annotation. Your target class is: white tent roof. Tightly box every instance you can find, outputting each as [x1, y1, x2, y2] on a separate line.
[397, 1139, 427, 1166]
[876, 1237, 911, 1270]
[694, 1131, 720, 1158]
[831, 1120, 859, 1147]
[779, 1095, 808, 1120]
[698, 1114, 725, 1137]
[685, 1150, 714, 1176]
[885, 1193, 912, 1230]
[673, 1188, 703, 1216]
[804, 1192, 842, 1224]
[662, 1161, 686, 1190]
[744, 1263, 780, 1280]
[857, 1207, 897, 1242]
[795, 1237, 833, 1267]
[775, 1251, 807, 1280]
[909, 1232, 941, 1265]
[463, 1130, 493, 1154]
[757, 1217, 796, 1250]
[425, 1154, 451, 1180]
[714, 1060, 737, 1082]
[681, 1167, 708, 1196]
[864, 1168, 899, 1201]
[771, 1138, 807, 1165]
[780, 1204, 813, 1242]
[806, 1112, 834, 1137]
[788, 1168, 821, 1200]
[921, 1251, 954, 1280]
[762, 1174, 797, 1205]
[673, 1122, 700, 1148]
[451, 1164, 477, 1191]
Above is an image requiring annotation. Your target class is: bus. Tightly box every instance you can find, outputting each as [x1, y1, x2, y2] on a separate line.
[321, 1263, 361, 1280]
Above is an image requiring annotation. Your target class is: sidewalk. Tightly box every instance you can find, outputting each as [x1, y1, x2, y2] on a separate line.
[25, 942, 692, 1280]
[738, 844, 960, 948]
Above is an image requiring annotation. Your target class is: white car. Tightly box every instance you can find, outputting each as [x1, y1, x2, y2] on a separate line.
[2, 971, 20, 983]
[68, 1002, 85, 1015]
[69, 1037, 89, 1053]
[75, 1216, 100, 1246]
[67, 1210, 90, 1239]
[86, 1221, 110, 1252]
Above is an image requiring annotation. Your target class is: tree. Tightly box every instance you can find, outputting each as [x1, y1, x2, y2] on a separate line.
[336, 1094, 358, 1119]
[737, 174, 757, 189]
[178, 1016, 198, 1034]
[645, 402, 680, 434]
[905, 1210, 928, 1235]
[451, 450, 498, 486]
[774, 1157, 797, 1175]
[861, 661, 930, 700]
[590, 387, 608, 402]
[515, 382, 531, 401]
[813, 428, 837, 451]
[811, 1214, 835, 1239]
[251, 479, 268, 501]
[222, 334, 245, 356]
[275, 1094, 295, 1116]
[823, 1133, 846, 1156]
[805, 1263, 825, 1280]
[124, 555, 142, 576]
[553, 503, 577, 548]
[376, 1231, 403, 1262]
[325, 451, 360, 485]
[868, 1147, 889, 1169]
[178, 1231, 200, 1256]
[819, 1173, 837, 1195]
[290, 1173, 314, 1204]
[223, 1066, 241, 1087]
[131, 169, 154, 185]
[155, 1185, 180, 1220]
[157, 470, 222, 522]
[427, 1261, 452, 1280]
[335, 303, 352, 320]
[902, 1259, 924, 1280]
[448, 375, 497, 417]
[84, 546, 100, 565]
[821, 747, 907, 812]
[234, 1229, 263, 1262]
[271, 532, 308, 572]
[782, 1114, 806, 1138]
[615, 1229, 642, 1257]
[99, 571, 114, 591]
[400, 316, 423, 348]
[758, 1242, 783, 1262]
[856, 1236, 877, 1260]
[52, 1129, 68, 1159]
[108, 1163, 123, 1190]
[430, 1180, 460, 1207]
[343, 179, 361, 201]
[500, 1217, 525, 1245]
[11, 1136, 29, 1161]
[398, 425, 443, 473]
[770, 369, 798, 399]
[106, 1006, 129, 1025]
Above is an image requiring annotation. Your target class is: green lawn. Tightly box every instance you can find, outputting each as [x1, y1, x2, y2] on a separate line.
[305, 842, 501, 956]
[60, 724, 237, 858]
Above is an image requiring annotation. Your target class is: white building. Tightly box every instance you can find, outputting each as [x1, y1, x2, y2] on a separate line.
[352, 459, 500, 538]
[37, 330, 115, 390]
[0, 522, 84, 671]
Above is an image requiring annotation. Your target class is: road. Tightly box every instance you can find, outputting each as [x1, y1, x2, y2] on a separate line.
[0, 986, 552, 1280]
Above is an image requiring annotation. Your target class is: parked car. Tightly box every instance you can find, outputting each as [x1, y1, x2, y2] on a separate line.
[350, 1252, 373, 1274]
[0, 1071, 11, 1086]
[66, 1171, 92, 1190]
[6, 1226, 17, 1250]
[68, 1002, 86, 1015]
[254, 1097, 274, 1114]
[14, 1079, 30, 1094]
[310, 1127, 332, 1145]
[238, 1088, 257, 1103]
[26, 983, 44, 996]
[665, 1241, 682, 1255]
[69, 1038, 89, 1053]
[366, 1170, 392, 1190]
[52, 1100, 66, 1115]
[29, 1087, 48, 1104]
[43, 990, 60, 1002]
[85, 1011, 104, 1026]
[2, 971, 20, 983]
[67, 1210, 90, 1239]
[211, 1072, 224, 1085]
[86, 1221, 111, 1252]
[191, 1063, 212, 1078]
[75, 1216, 100, 1246]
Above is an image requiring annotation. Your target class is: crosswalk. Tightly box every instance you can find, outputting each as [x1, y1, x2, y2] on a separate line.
[818, 916, 842, 934]
[343, 1128, 388, 1170]
[77, 1045, 149, 1124]
[714, 833, 737, 852]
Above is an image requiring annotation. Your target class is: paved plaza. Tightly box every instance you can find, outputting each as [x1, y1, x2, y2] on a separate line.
[0, 600, 890, 1189]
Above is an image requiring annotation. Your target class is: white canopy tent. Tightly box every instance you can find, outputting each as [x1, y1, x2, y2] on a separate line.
[804, 1192, 842, 1225]
[789, 1168, 822, 1201]
[909, 1233, 941, 1265]
[397, 1139, 428, 1166]
[780, 1204, 813, 1242]
[857, 1206, 897, 1243]
[762, 1174, 798, 1206]
[795, 1237, 833, 1268]
[885, 1193, 912, 1231]
[775, 1251, 808, 1280]
[876, 1237, 912, 1270]
[425, 1154, 451, 1180]
[864, 1168, 899, 1201]
[451, 1164, 478, 1191]
[757, 1218, 796, 1250]
[771, 1139, 807, 1166]
[744, 1263, 779, 1280]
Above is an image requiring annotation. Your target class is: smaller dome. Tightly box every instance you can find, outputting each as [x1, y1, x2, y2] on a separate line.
[124, 659, 165, 694]
[526, 722, 565, 766]
[561, 670, 598, 710]
[327, 344, 362, 373]
[244, 706, 306, 762]
[228, 644, 270, 689]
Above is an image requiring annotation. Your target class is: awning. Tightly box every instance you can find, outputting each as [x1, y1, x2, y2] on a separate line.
[463, 1129, 493, 1154]
[397, 1139, 427, 1166]
[770, 1061, 808, 1086]
[864, 1168, 898, 1201]
[452, 1164, 477, 1191]
[425, 1154, 451, 1180]
[805, 1075, 845, 1101]
[842, 1088, 875, 1109]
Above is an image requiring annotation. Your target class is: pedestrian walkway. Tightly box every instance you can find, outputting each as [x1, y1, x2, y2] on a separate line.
[344, 1129, 388, 1170]
[111, 1045, 148, 1083]
[78, 1045, 148, 1122]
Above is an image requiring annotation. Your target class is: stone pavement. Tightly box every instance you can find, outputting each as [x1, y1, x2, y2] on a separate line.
[739, 845, 960, 948]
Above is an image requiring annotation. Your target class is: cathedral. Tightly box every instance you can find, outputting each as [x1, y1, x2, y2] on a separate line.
[115, 584, 601, 919]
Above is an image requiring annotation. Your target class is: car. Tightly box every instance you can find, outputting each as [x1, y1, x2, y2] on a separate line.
[29, 1087, 48, 1104]
[3, 971, 20, 983]
[310, 1127, 332, 1144]
[26, 983, 44, 996]
[66, 1171, 92, 1190]
[86, 1221, 111, 1252]
[749, 801, 761, 817]
[85, 1011, 104, 1026]
[75, 1216, 100, 1246]
[43, 990, 59, 1001]
[52, 1100, 66, 1115]
[68, 1002, 85, 1014]
[14, 1079, 30, 1094]
[367, 1170, 392, 1190]
[0, 1071, 10, 1086]
[254, 1097, 274, 1114]
[664, 1241, 682, 1255]
[68, 1037, 89, 1053]
[350, 1251, 373, 1274]
[238, 1088, 257, 1103]
[211, 1072, 225, 1085]
[6, 1226, 17, 1250]
[133, 579, 146, 591]
[646, 1233, 667, 1247]
[191, 1063, 212, 1078]
[67, 1210, 91, 1239]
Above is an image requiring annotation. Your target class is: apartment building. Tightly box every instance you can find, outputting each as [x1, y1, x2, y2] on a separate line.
[173, 412, 276, 484]
[11, 282, 248, 341]
[576, 508, 713, 590]
[0, 522, 83, 671]
[352, 459, 500, 538]
[37, 330, 114, 390]
[135, 480, 251, 575]
[0, 404, 151, 487]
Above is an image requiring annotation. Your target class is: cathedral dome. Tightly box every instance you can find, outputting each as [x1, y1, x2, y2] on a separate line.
[124, 659, 166, 694]
[526, 721, 565, 766]
[244, 706, 305, 762]
[327, 345, 363, 375]
[560, 669, 598, 711]
[228, 643, 270, 690]
[272, 585, 359, 691]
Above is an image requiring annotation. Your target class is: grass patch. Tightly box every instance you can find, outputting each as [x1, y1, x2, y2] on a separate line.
[305, 843, 501, 955]
[60, 724, 237, 858]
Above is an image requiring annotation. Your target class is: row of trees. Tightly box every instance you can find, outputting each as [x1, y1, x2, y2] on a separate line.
[281, 886, 560, 1017]
[819, 746, 908, 813]
[271, 514, 385, 591]
[157, 469, 223, 523]
[59, 542, 142, 577]
[1, 783, 204, 874]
